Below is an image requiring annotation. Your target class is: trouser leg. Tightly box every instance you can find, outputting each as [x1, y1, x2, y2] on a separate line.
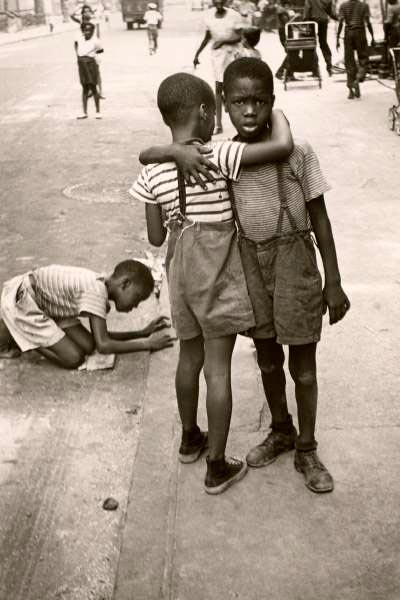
[318, 21, 332, 67]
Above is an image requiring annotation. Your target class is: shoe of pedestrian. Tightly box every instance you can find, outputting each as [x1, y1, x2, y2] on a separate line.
[246, 428, 296, 468]
[95, 113, 102, 119]
[294, 450, 334, 493]
[353, 82, 361, 98]
[178, 430, 208, 464]
[77, 114, 88, 119]
[347, 88, 354, 100]
[204, 456, 248, 495]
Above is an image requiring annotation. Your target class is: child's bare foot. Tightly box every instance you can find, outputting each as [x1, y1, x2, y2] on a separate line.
[0, 346, 21, 359]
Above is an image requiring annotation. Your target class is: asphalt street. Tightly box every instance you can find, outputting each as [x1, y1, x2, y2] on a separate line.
[0, 5, 400, 599]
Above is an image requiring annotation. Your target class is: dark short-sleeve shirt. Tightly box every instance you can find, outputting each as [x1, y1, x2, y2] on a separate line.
[338, 0, 370, 29]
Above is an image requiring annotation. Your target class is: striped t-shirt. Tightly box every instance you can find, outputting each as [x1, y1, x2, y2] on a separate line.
[338, 0, 370, 29]
[30, 265, 109, 320]
[233, 141, 330, 242]
[129, 141, 245, 222]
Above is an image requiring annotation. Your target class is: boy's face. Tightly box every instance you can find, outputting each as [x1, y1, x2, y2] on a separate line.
[224, 76, 274, 142]
[113, 279, 148, 313]
[83, 26, 94, 39]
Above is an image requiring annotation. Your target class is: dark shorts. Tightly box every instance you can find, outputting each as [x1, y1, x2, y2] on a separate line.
[78, 56, 98, 87]
[166, 220, 255, 340]
[249, 232, 323, 345]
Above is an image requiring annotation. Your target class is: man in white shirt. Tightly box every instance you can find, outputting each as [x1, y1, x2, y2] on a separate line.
[144, 2, 163, 55]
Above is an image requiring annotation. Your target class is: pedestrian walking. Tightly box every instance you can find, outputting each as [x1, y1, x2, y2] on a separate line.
[336, 0, 375, 99]
[130, 72, 294, 494]
[74, 22, 103, 119]
[0, 261, 174, 368]
[193, 0, 245, 134]
[143, 2, 163, 55]
[165, 58, 351, 494]
[274, 0, 296, 80]
[241, 25, 262, 58]
[303, 0, 337, 76]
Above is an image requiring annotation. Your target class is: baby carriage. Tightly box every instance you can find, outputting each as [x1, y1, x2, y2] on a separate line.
[283, 21, 322, 90]
[388, 47, 400, 135]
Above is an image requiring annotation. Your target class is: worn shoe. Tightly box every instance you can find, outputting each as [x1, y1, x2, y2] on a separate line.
[204, 456, 248, 495]
[347, 88, 355, 100]
[353, 82, 361, 98]
[294, 450, 334, 493]
[246, 428, 296, 468]
[178, 430, 208, 464]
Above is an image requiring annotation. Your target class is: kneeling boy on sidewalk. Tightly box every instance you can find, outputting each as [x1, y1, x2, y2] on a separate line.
[0, 261, 174, 368]
[131, 72, 294, 494]
[163, 58, 351, 494]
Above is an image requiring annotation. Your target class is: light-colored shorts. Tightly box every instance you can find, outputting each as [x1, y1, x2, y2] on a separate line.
[0, 274, 79, 352]
[166, 219, 255, 340]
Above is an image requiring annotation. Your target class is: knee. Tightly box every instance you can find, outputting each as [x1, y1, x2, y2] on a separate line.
[289, 365, 316, 387]
[63, 349, 85, 370]
[255, 342, 285, 374]
[178, 348, 204, 375]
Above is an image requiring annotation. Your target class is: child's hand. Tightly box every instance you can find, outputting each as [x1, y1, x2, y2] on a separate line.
[171, 144, 219, 189]
[142, 315, 170, 337]
[148, 331, 176, 352]
[323, 283, 350, 325]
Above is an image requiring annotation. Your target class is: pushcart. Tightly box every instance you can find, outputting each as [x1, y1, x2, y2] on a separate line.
[388, 47, 400, 135]
[283, 21, 322, 90]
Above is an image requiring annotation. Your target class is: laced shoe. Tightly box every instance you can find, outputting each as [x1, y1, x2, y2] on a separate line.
[294, 450, 334, 493]
[178, 430, 208, 464]
[246, 427, 297, 468]
[204, 456, 248, 495]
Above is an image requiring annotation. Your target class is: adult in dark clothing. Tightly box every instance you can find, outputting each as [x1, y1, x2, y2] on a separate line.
[275, 0, 296, 79]
[303, 0, 337, 75]
[337, 0, 375, 99]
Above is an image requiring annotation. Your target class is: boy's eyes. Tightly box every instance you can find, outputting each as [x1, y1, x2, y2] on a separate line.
[232, 99, 267, 106]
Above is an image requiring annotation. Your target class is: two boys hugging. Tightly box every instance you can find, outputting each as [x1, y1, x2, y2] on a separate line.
[131, 57, 350, 496]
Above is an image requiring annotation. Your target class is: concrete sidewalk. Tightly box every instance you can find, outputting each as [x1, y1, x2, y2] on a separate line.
[0, 18, 76, 46]
[114, 280, 400, 600]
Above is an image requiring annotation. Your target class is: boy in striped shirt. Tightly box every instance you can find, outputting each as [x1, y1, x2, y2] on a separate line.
[0, 260, 174, 368]
[131, 72, 293, 494]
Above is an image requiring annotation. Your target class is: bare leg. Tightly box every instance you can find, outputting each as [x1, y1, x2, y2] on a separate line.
[37, 335, 86, 369]
[175, 336, 204, 432]
[64, 323, 95, 355]
[0, 319, 21, 358]
[288, 343, 318, 449]
[254, 337, 291, 426]
[203, 334, 236, 461]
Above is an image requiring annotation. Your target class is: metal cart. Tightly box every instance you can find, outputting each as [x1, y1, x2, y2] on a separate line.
[283, 20, 322, 90]
[388, 47, 400, 135]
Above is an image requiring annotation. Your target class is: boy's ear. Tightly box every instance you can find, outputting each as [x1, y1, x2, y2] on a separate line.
[120, 277, 133, 290]
[199, 103, 208, 121]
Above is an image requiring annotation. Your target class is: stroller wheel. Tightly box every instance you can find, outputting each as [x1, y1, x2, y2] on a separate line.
[388, 107, 395, 131]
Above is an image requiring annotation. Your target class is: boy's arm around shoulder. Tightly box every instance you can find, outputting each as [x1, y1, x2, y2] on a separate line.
[140, 144, 219, 189]
[240, 110, 294, 166]
[89, 314, 175, 353]
[307, 196, 350, 325]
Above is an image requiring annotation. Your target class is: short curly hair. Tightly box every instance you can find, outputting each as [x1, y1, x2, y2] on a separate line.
[113, 260, 154, 296]
[223, 57, 274, 96]
[157, 72, 215, 126]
